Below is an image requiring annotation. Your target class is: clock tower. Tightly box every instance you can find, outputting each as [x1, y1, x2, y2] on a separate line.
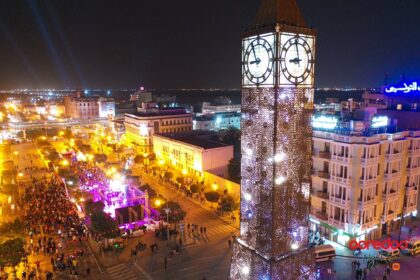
[230, 0, 316, 279]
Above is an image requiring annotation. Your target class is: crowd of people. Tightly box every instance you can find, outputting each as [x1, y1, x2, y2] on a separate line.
[20, 153, 89, 279]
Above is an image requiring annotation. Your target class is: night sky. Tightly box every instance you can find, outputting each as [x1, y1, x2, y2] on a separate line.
[0, 0, 419, 89]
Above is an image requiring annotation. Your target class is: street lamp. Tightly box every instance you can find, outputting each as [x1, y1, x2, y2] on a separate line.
[164, 207, 171, 245]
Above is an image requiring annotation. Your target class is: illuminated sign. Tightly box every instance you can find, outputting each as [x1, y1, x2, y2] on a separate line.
[312, 115, 338, 129]
[371, 116, 388, 128]
[385, 82, 420, 94]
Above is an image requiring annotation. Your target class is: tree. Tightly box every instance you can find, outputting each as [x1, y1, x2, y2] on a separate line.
[0, 238, 25, 267]
[221, 195, 236, 212]
[90, 211, 119, 239]
[205, 191, 220, 207]
[94, 153, 107, 163]
[227, 157, 241, 184]
[164, 171, 174, 181]
[84, 199, 105, 216]
[176, 176, 184, 185]
[190, 184, 200, 194]
[139, 184, 157, 198]
[159, 201, 186, 223]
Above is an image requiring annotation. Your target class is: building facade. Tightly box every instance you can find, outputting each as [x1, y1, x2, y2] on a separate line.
[201, 102, 241, 114]
[64, 96, 100, 119]
[153, 133, 233, 178]
[311, 116, 419, 245]
[230, 0, 316, 279]
[193, 112, 241, 131]
[124, 108, 193, 154]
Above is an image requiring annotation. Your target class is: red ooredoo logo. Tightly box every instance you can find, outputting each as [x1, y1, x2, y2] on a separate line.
[348, 239, 408, 250]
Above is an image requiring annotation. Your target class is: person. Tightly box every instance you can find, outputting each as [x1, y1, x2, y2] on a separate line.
[86, 267, 90, 276]
[164, 256, 167, 270]
[228, 239, 232, 248]
[386, 265, 391, 276]
[363, 267, 367, 280]
[352, 260, 356, 271]
[383, 271, 387, 280]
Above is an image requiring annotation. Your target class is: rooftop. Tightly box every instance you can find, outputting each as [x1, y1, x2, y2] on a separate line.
[155, 132, 231, 149]
[126, 108, 190, 118]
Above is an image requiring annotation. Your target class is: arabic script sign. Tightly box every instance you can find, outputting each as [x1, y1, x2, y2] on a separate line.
[385, 82, 420, 94]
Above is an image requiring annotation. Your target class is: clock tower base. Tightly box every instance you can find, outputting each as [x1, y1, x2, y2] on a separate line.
[230, 241, 315, 280]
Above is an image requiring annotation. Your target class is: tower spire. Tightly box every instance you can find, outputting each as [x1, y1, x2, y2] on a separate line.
[255, 0, 307, 28]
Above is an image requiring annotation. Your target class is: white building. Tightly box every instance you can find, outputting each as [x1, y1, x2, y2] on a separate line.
[124, 108, 193, 154]
[153, 133, 233, 178]
[98, 98, 116, 118]
[201, 102, 241, 114]
[193, 112, 241, 131]
[311, 114, 419, 245]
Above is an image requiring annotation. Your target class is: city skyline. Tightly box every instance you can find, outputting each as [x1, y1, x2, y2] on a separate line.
[0, 0, 420, 89]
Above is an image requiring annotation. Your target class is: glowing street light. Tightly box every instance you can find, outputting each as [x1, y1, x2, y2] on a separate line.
[212, 183, 218, 191]
[61, 159, 69, 166]
[182, 169, 188, 175]
[154, 199, 162, 207]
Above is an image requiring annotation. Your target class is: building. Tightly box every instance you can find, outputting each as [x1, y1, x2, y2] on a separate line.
[124, 107, 193, 154]
[64, 96, 99, 119]
[201, 102, 240, 114]
[98, 98, 116, 118]
[230, 0, 316, 278]
[153, 132, 233, 178]
[311, 112, 419, 246]
[193, 112, 241, 131]
[363, 81, 420, 129]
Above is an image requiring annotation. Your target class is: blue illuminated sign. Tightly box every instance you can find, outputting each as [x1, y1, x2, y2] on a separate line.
[385, 82, 420, 94]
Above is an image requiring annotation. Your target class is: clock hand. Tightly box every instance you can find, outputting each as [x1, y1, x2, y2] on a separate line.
[250, 58, 261, 65]
[252, 46, 257, 62]
[295, 43, 301, 67]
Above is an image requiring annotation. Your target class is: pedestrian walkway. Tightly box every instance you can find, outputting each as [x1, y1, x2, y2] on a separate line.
[106, 263, 138, 280]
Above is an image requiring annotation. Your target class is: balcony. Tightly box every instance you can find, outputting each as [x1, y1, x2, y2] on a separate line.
[315, 170, 330, 179]
[330, 196, 349, 207]
[408, 148, 420, 156]
[316, 190, 329, 200]
[330, 175, 351, 185]
[382, 189, 398, 200]
[404, 204, 417, 214]
[405, 185, 418, 195]
[359, 176, 376, 186]
[407, 165, 420, 176]
[312, 150, 331, 160]
[328, 217, 345, 229]
[384, 170, 401, 180]
[385, 151, 402, 161]
[381, 210, 397, 223]
[331, 154, 352, 164]
[310, 209, 328, 222]
[360, 218, 375, 230]
[358, 197, 375, 209]
[360, 156, 379, 165]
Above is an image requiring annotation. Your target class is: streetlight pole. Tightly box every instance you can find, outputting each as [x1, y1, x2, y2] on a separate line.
[164, 208, 170, 246]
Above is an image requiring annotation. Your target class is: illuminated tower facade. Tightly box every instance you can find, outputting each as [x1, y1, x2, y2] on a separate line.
[230, 0, 316, 279]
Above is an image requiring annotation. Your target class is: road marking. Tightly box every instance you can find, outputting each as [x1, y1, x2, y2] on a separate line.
[134, 262, 154, 280]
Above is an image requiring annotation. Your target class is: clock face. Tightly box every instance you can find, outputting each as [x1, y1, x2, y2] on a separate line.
[280, 36, 313, 85]
[244, 37, 274, 85]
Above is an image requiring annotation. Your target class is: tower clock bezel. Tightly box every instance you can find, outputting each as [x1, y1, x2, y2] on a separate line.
[280, 35, 314, 85]
[242, 33, 275, 87]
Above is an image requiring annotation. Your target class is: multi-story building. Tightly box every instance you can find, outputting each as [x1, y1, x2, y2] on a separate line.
[201, 102, 240, 114]
[310, 112, 419, 246]
[124, 107, 193, 154]
[363, 80, 420, 129]
[64, 96, 99, 119]
[153, 132, 233, 178]
[193, 112, 241, 131]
